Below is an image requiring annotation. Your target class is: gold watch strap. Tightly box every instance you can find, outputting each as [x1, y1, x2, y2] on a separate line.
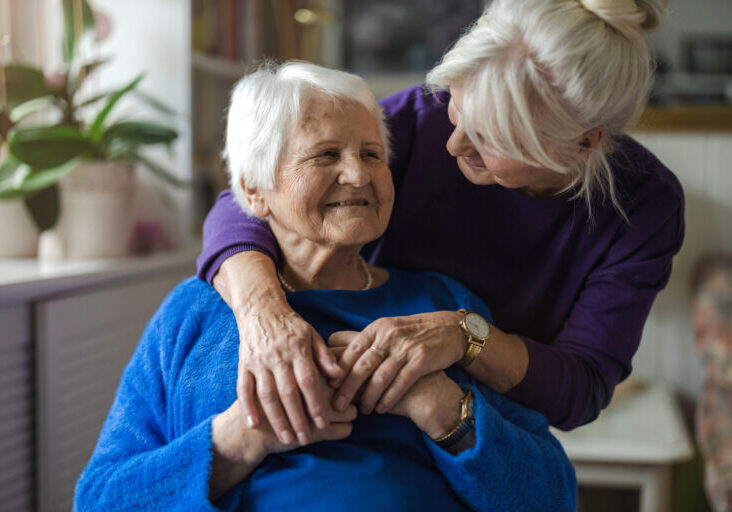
[457, 309, 488, 367]
[433, 389, 475, 447]
[458, 340, 483, 367]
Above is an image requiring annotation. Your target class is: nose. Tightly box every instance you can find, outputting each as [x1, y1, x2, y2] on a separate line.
[446, 123, 478, 158]
[336, 155, 371, 187]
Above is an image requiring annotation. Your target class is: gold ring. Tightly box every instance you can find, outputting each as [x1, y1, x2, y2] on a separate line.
[370, 346, 387, 358]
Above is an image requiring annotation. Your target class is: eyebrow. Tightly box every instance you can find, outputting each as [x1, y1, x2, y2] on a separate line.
[306, 140, 342, 149]
[305, 139, 384, 150]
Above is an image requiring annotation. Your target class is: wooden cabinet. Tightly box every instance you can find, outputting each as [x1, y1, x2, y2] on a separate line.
[0, 250, 196, 512]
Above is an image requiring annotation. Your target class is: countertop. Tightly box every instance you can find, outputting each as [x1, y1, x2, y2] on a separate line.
[0, 247, 199, 305]
[551, 381, 693, 464]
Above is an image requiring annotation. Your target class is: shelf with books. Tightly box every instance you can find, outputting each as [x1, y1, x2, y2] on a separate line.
[189, 0, 344, 221]
[192, 52, 247, 80]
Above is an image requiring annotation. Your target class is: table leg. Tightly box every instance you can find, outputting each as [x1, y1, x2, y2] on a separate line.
[638, 466, 671, 512]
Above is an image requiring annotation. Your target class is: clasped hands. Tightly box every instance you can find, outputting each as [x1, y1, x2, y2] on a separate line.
[210, 358, 464, 500]
[234, 310, 466, 446]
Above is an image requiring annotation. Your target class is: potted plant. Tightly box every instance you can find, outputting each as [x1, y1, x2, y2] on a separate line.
[0, 0, 184, 258]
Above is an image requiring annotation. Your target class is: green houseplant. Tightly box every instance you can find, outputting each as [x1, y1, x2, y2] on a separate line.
[0, 0, 184, 258]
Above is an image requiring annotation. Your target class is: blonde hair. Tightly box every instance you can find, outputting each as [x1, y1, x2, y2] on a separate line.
[224, 61, 390, 213]
[426, 0, 668, 218]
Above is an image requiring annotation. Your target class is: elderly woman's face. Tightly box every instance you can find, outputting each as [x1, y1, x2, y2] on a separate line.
[255, 97, 394, 248]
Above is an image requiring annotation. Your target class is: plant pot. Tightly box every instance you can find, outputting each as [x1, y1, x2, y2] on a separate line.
[58, 160, 134, 259]
[0, 199, 40, 258]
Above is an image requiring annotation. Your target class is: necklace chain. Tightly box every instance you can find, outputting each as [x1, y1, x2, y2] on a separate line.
[277, 256, 373, 292]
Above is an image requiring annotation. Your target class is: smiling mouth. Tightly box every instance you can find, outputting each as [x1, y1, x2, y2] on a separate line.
[460, 156, 486, 170]
[324, 199, 371, 207]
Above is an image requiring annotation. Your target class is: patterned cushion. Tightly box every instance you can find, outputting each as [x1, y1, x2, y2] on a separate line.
[691, 255, 732, 511]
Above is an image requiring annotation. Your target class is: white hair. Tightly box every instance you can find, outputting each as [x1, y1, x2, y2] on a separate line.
[426, 0, 668, 219]
[224, 60, 390, 213]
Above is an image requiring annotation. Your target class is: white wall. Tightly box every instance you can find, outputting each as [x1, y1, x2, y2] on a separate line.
[97, 0, 193, 243]
[4, 0, 43, 64]
[41, 0, 193, 243]
[629, 131, 732, 399]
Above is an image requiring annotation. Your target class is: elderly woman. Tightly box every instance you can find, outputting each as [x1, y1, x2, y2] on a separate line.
[74, 62, 576, 511]
[197, 0, 684, 443]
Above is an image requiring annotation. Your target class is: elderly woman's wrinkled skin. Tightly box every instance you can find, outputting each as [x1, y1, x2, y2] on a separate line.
[247, 98, 394, 278]
[230, 99, 394, 444]
[209, 97, 465, 500]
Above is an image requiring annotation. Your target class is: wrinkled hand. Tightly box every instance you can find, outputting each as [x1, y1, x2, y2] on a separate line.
[260, 381, 357, 454]
[215, 377, 357, 458]
[234, 302, 344, 446]
[329, 311, 465, 414]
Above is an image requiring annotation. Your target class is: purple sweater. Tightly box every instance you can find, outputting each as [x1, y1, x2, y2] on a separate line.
[197, 85, 684, 430]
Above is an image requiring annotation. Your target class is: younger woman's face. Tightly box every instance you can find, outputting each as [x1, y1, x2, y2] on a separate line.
[446, 86, 571, 197]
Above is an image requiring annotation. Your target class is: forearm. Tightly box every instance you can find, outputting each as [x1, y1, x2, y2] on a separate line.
[209, 411, 267, 502]
[213, 251, 286, 314]
[412, 382, 464, 440]
[463, 321, 610, 430]
[405, 375, 475, 454]
[504, 338, 612, 429]
[464, 324, 528, 393]
[447, 313, 602, 429]
[197, 189, 280, 283]
[211, 245, 342, 443]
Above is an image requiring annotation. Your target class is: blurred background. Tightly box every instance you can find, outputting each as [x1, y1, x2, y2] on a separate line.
[1, 1, 731, 511]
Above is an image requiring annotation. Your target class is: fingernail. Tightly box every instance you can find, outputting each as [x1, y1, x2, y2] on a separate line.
[314, 416, 327, 429]
[376, 405, 386, 414]
[335, 396, 347, 411]
[296, 432, 309, 445]
[246, 415, 255, 428]
[281, 431, 294, 444]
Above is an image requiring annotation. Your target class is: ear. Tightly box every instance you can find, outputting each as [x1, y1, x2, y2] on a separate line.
[579, 126, 604, 150]
[241, 178, 270, 218]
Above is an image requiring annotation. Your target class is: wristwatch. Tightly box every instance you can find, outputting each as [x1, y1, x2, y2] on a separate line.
[433, 389, 475, 448]
[457, 308, 491, 367]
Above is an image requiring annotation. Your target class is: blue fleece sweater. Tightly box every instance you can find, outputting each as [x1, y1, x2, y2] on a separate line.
[74, 269, 576, 511]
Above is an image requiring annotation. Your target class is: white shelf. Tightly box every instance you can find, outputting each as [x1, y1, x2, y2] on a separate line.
[0, 246, 199, 305]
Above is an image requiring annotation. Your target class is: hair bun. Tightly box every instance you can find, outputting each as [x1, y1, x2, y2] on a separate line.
[579, 0, 667, 37]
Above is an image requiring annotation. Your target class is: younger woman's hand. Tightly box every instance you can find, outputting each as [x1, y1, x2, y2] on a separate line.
[329, 312, 465, 415]
[213, 252, 344, 446]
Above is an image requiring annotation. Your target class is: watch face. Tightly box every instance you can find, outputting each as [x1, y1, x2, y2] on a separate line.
[465, 313, 490, 339]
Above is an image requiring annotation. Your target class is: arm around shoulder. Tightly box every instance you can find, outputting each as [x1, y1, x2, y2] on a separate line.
[197, 189, 281, 284]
